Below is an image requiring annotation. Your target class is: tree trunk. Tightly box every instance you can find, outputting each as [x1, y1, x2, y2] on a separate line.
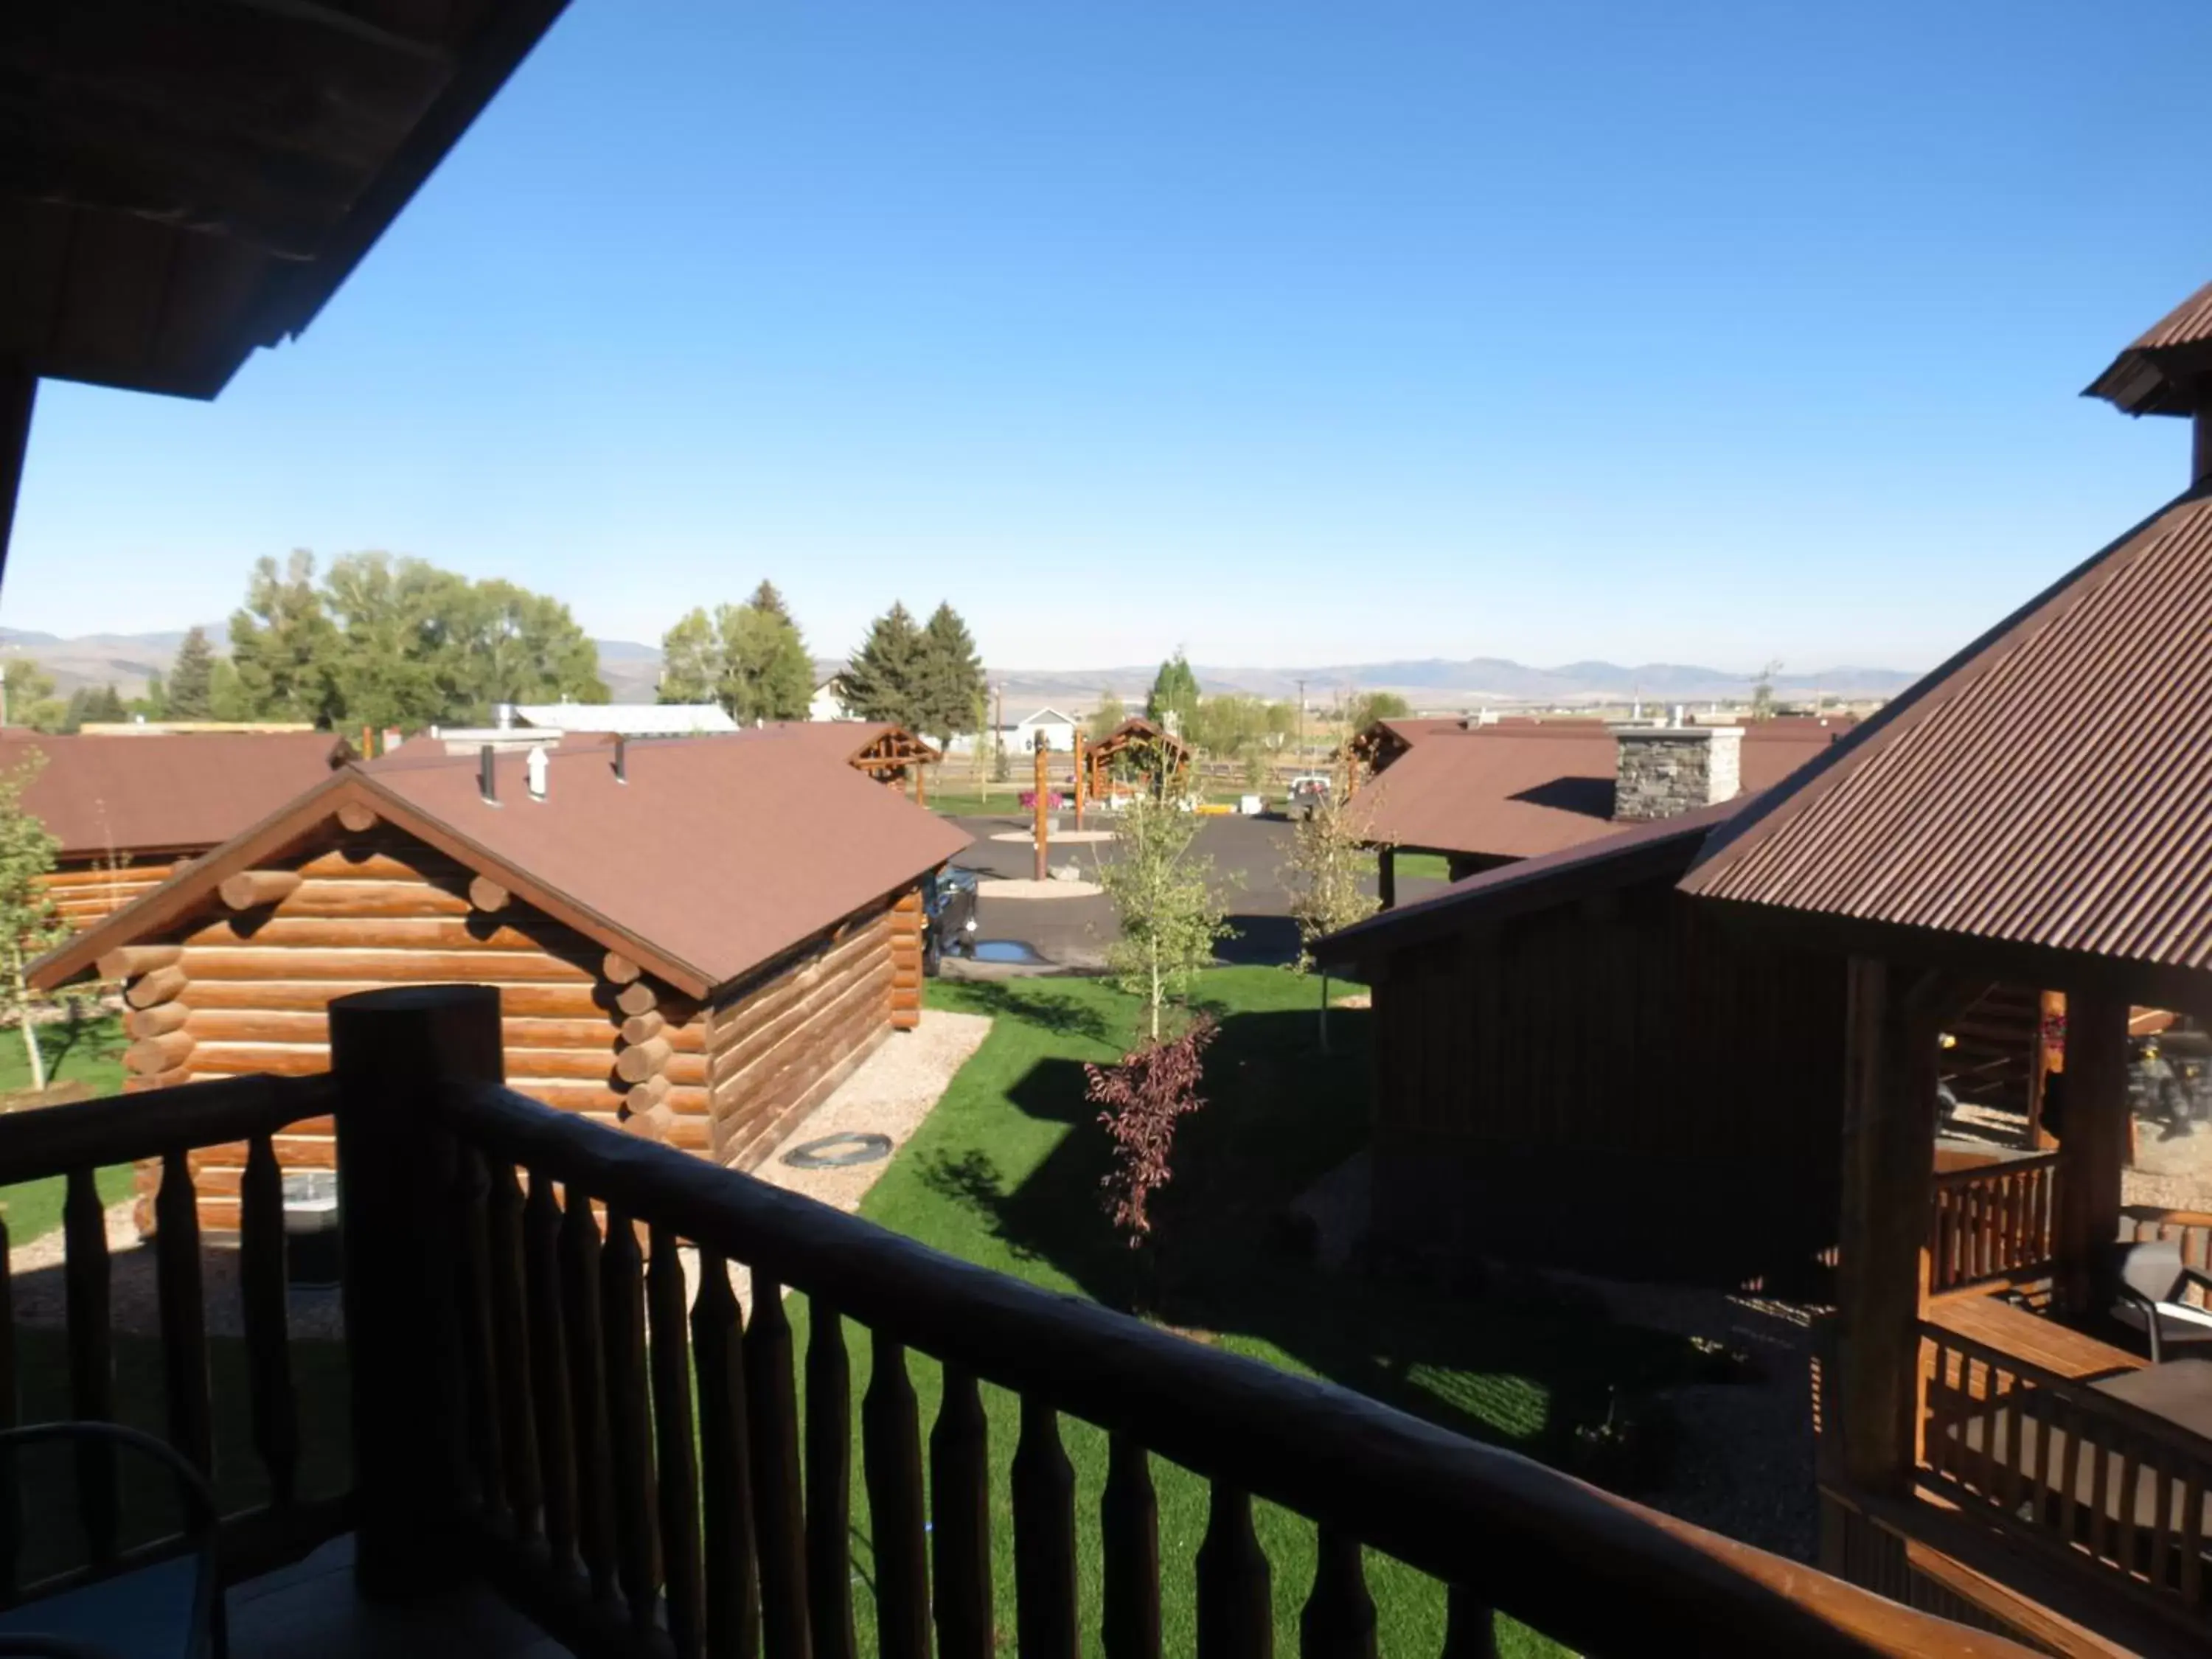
[13, 950, 44, 1093]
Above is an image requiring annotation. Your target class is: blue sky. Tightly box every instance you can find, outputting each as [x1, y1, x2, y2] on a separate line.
[8, 1, 2208, 673]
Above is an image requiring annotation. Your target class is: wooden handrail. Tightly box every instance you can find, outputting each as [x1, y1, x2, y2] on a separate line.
[451, 1079, 2029, 1658]
[1930, 1150, 2058, 1192]
[0, 1072, 331, 1186]
[1919, 1320, 2212, 1470]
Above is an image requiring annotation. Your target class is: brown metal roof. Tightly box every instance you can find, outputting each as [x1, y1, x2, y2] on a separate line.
[1350, 722, 1844, 862]
[2084, 280, 2212, 417]
[34, 734, 972, 999]
[1315, 799, 1741, 968]
[1683, 481, 2212, 978]
[0, 731, 349, 860]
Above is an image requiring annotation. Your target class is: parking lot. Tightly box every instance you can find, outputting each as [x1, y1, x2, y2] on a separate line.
[939, 811, 1452, 970]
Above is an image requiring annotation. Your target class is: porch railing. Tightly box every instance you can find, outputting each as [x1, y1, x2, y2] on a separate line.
[1919, 1319, 2212, 1628]
[0, 1071, 347, 1597]
[1, 985, 2032, 1657]
[1927, 1152, 2059, 1295]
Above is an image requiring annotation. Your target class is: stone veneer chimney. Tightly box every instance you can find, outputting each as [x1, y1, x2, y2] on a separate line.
[1610, 723, 1744, 822]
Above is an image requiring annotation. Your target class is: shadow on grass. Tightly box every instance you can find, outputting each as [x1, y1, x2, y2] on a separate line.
[942, 979, 1127, 1048]
[928, 1001, 1696, 1467]
[35, 1010, 123, 1079]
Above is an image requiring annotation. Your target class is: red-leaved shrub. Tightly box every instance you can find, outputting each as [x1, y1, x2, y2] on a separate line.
[1086, 1015, 1218, 1251]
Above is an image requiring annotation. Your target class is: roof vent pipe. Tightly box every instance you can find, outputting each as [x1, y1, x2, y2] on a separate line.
[613, 736, 627, 783]
[493, 703, 517, 730]
[478, 745, 497, 805]
[526, 745, 549, 802]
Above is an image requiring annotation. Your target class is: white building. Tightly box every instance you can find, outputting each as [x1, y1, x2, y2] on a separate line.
[510, 701, 738, 736]
[808, 677, 855, 722]
[1011, 706, 1080, 753]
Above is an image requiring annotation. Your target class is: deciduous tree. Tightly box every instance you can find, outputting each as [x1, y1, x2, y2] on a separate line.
[0, 754, 65, 1091]
[656, 585, 813, 721]
[1088, 1015, 1218, 1302]
[1342, 689, 1411, 734]
[1088, 689, 1127, 736]
[230, 552, 341, 725]
[1282, 786, 1384, 1051]
[1095, 791, 1231, 1041]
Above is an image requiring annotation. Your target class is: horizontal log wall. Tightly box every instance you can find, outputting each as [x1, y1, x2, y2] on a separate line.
[42, 858, 180, 929]
[705, 894, 903, 1169]
[116, 833, 710, 1231]
[888, 886, 924, 1030]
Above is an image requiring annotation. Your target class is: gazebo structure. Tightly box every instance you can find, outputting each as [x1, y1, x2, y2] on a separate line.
[1082, 714, 1192, 802]
[1678, 279, 2212, 1646]
[751, 720, 942, 799]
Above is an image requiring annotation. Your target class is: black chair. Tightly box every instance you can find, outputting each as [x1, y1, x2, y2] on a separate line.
[2110, 1239, 2212, 1363]
[0, 1424, 220, 1659]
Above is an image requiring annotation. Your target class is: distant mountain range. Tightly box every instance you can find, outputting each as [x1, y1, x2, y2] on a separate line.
[0, 627, 1917, 712]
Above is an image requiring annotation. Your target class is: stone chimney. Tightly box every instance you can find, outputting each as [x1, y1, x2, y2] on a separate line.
[1610, 723, 1744, 822]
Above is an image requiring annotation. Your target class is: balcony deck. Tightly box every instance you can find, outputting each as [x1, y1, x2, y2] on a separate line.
[229, 1537, 564, 1659]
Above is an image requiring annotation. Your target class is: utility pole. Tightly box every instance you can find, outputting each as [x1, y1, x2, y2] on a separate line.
[1032, 731, 1049, 882]
[1295, 678, 1306, 772]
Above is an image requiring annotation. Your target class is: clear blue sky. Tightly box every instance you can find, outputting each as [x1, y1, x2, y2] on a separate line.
[8, 1, 2208, 674]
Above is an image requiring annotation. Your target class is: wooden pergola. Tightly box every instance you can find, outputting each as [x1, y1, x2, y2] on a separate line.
[0, 0, 571, 582]
[847, 724, 941, 794]
[1082, 714, 1192, 801]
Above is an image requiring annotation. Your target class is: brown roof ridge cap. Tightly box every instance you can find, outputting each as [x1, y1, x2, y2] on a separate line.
[1684, 479, 2212, 888]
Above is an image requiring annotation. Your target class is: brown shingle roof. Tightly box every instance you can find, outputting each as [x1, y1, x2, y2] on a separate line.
[35, 734, 972, 999]
[1350, 722, 1843, 861]
[0, 731, 349, 860]
[1682, 481, 2212, 978]
[2084, 280, 2212, 417]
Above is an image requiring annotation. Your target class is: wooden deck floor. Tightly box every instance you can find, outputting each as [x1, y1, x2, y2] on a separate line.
[1924, 1290, 2143, 1383]
[226, 1537, 565, 1659]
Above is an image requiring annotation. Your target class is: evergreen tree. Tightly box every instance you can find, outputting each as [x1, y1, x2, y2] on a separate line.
[723, 588, 813, 723]
[914, 602, 985, 747]
[167, 627, 218, 720]
[840, 603, 925, 727]
[1146, 653, 1201, 737]
[208, 658, 251, 722]
[136, 671, 167, 721]
[83, 685, 127, 724]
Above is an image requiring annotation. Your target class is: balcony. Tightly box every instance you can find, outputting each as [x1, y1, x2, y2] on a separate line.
[0, 984, 2014, 1658]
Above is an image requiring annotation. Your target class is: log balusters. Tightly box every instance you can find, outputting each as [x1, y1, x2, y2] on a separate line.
[560, 1182, 618, 1602]
[238, 1134, 299, 1514]
[1197, 1482, 1273, 1659]
[804, 1304, 855, 1659]
[1300, 1530, 1376, 1659]
[648, 1226, 703, 1659]
[931, 1364, 994, 1659]
[861, 1332, 929, 1659]
[1012, 1394, 1080, 1659]
[63, 1167, 116, 1562]
[745, 1276, 810, 1659]
[524, 1175, 579, 1576]
[1102, 1430, 1162, 1659]
[692, 1251, 762, 1659]
[599, 1207, 660, 1632]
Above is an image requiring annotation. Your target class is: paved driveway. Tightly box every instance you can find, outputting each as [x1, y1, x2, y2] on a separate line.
[941, 813, 1450, 970]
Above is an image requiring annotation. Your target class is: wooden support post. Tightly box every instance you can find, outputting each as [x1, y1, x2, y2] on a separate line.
[2027, 989, 2062, 1150]
[913, 759, 927, 808]
[1377, 846, 1397, 912]
[331, 984, 503, 1600]
[1834, 958, 1945, 1495]
[1033, 738, 1048, 883]
[1073, 737, 1086, 831]
[2054, 986, 2130, 1317]
[0, 364, 30, 597]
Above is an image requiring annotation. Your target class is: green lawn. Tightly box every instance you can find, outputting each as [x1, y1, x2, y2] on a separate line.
[789, 969, 1699, 1656]
[0, 1012, 131, 1244]
[1391, 850, 1455, 882]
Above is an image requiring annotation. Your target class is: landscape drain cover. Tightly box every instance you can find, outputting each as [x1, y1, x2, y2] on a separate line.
[782, 1132, 893, 1169]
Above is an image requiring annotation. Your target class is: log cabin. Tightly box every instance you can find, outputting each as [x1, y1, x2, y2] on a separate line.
[32, 734, 970, 1230]
[0, 730, 352, 929]
[1315, 799, 1851, 1284]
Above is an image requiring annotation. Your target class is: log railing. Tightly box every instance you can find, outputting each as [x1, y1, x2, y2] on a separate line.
[1928, 1153, 2059, 1295]
[0, 1071, 347, 1596]
[330, 984, 2027, 1659]
[1919, 1320, 2212, 1626]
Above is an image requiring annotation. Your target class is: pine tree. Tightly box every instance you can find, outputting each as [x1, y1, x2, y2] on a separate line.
[167, 627, 218, 720]
[83, 685, 126, 724]
[1146, 653, 1201, 737]
[723, 589, 813, 722]
[841, 603, 925, 727]
[914, 602, 985, 747]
